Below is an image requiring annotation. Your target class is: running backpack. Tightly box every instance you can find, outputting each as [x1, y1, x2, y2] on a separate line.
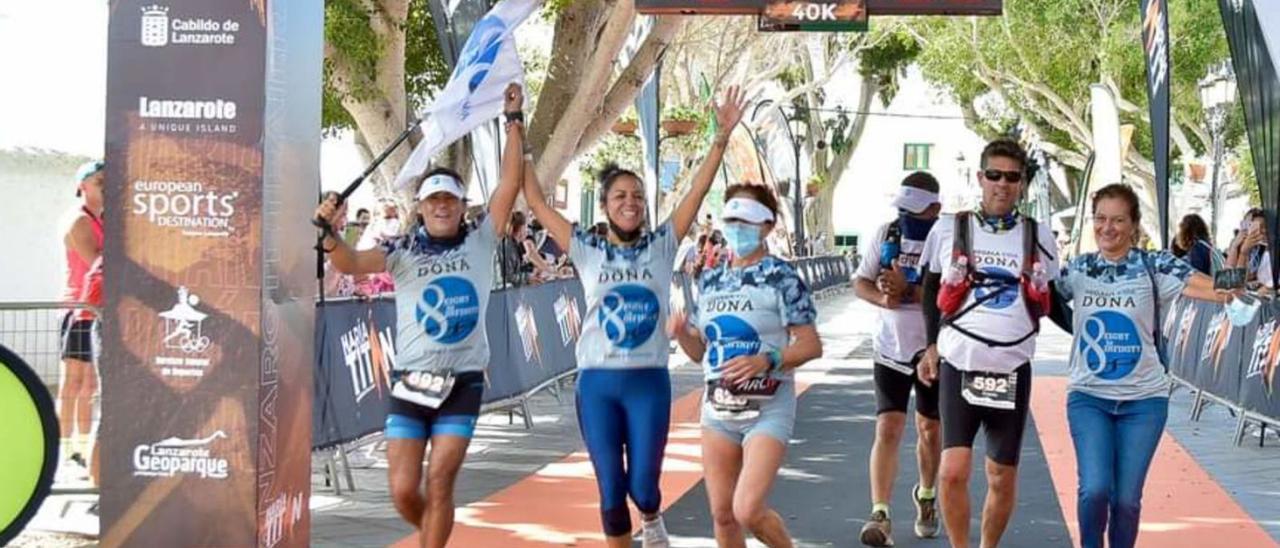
[937, 212, 1050, 347]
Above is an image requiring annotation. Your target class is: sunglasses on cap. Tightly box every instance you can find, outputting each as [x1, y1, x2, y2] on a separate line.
[982, 169, 1023, 184]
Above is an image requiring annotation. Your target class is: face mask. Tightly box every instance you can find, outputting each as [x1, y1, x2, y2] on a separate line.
[607, 219, 642, 243]
[722, 223, 764, 257]
[899, 210, 936, 240]
[1225, 295, 1261, 328]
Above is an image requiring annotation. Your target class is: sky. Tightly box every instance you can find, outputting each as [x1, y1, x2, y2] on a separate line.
[0, 1, 367, 201]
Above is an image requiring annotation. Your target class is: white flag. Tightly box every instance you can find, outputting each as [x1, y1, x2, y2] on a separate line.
[394, 0, 540, 190]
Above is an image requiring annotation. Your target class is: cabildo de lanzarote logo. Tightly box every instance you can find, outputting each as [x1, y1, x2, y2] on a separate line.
[140, 5, 239, 48]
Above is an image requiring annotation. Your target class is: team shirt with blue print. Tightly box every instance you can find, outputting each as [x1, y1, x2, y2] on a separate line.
[569, 221, 679, 369]
[921, 214, 1059, 374]
[1057, 249, 1192, 400]
[382, 216, 496, 374]
[692, 255, 817, 383]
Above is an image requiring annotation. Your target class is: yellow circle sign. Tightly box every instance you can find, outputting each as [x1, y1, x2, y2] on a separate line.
[0, 345, 58, 544]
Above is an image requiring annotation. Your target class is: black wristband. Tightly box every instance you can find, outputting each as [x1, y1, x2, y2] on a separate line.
[504, 111, 524, 123]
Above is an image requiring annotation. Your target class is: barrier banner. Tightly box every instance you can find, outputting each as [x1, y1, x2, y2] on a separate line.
[1162, 297, 1190, 375]
[1168, 299, 1280, 423]
[313, 299, 397, 450]
[492, 281, 585, 403]
[1170, 297, 1209, 381]
[311, 280, 587, 449]
[1196, 308, 1242, 401]
[309, 258, 850, 450]
[1241, 303, 1280, 418]
[101, 0, 319, 545]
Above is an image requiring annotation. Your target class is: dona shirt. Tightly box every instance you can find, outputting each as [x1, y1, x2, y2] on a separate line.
[1058, 249, 1192, 400]
[921, 214, 1059, 374]
[382, 216, 496, 374]
[570, 221, 678, 369]
[692, 256, 817, 383]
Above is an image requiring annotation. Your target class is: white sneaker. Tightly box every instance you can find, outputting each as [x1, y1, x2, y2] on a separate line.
[640, 515, 670, 548]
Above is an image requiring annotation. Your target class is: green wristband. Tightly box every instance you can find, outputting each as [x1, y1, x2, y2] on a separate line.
[767, 349, 784, 372]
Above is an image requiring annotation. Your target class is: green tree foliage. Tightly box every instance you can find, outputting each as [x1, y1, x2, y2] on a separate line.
[322, 0, 449, 135]
[911, 0, 1237, 178]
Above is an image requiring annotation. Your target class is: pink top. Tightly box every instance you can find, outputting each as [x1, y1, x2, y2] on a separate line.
[63, 206, 104, 306]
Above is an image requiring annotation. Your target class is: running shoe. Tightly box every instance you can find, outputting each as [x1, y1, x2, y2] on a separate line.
[640, 514, 670, 548]
[860, 509, 894, 546]
[913, 483, 939, 538]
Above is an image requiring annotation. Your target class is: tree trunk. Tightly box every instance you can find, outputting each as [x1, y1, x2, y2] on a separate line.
[325, 0, 412, 199]
[808, 76, 878, 252]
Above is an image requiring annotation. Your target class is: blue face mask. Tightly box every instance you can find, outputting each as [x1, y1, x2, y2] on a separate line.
[898, 210, 937, 240]
[1225, 295, 1261, 327]
[722, 223, 764, 257]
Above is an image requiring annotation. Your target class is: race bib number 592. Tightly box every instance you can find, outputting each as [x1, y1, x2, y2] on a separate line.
[961, 370, 1018, 410]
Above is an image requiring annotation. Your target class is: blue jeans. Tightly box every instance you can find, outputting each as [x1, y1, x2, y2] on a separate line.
[1067, 391, 1169, 548]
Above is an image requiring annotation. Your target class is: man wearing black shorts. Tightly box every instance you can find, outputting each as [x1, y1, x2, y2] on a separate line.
[854, 172, 943, 546]
[918, 140, 1059, 548]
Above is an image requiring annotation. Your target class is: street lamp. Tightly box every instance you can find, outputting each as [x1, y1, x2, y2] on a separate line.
[1199, 61, 1238, 242]
[785, 108, 809, 256]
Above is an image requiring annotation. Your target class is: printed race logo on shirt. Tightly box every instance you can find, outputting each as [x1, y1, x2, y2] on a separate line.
[704, 315, 762, 372]
[1078, 310, 1143, 380]
[415, 276, 480, 344]
[974, 266, 1019, 310]
[598, 284, 660, 349]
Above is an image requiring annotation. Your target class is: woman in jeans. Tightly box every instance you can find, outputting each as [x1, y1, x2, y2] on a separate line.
[1055, 184, 1230, 548]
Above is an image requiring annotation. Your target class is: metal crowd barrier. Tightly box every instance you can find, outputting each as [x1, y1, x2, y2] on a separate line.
[0, 301, 98, 389]
[1163, 295, 1280, 447]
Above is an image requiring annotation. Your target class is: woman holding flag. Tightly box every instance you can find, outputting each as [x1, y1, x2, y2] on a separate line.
[513, 86, 746, 547]
[313, 85, 524, 548]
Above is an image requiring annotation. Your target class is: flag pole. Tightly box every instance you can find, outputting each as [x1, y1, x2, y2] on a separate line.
[312, 117, 425, 234]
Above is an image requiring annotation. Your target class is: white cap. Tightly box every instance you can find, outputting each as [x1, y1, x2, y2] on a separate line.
[891, 186, 940, 214]
[415, 173, 465, 201]
[722, 197, 775, 224]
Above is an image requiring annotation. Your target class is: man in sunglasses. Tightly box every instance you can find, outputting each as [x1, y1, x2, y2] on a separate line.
[917, 139, 1059, 548]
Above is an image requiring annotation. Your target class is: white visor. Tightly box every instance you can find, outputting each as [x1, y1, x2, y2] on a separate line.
[891, 186, 940, 214]
[722, 197, 775, 224]
[415, 173, 466, 201]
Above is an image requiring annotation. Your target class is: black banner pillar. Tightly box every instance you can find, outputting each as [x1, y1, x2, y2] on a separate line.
[101, 0, 321, 545]
[1140, 0, 1171, 248]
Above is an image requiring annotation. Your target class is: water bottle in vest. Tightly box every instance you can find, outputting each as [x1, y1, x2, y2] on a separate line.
[880, 234, 899, 269]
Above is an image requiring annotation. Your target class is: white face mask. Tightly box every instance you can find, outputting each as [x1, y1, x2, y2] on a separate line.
[1226, 295, 1261, 327]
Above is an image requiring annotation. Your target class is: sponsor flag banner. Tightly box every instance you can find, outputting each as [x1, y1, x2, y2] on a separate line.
[1220, 0, 1280, 286]
[394, 0, 540, 190]
[102, 0, 319, 546]
[1139, 0, 1172, 248]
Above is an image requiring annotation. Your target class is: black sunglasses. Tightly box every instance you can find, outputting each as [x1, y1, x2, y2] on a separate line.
[982, 169, 1023, 183]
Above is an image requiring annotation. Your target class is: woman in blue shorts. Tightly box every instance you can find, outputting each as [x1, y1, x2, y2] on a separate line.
[517, 87, 745, 547]
[313, 85, 523, 548]
[669, 184, 822, 548]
